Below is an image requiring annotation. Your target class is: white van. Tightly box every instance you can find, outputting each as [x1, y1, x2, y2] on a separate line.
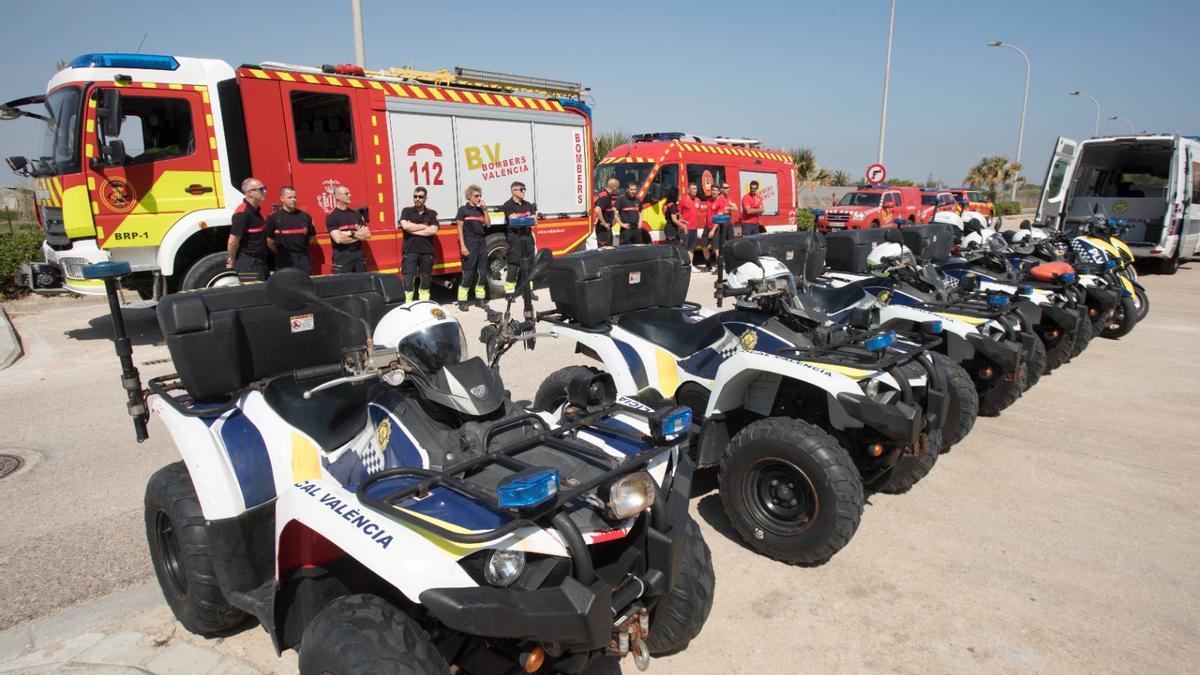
[1035, 134, 1200, 274]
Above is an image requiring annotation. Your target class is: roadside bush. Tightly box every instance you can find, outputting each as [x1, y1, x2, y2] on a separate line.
[0, 231, 45, 298]
[995, 201, 1022, 216]
[796, 209, 816, 231]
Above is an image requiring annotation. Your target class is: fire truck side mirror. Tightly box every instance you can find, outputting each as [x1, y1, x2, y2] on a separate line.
[92, 140, 126, 169]
[356, 206, 370, 223]
[96, 89, 123, 138]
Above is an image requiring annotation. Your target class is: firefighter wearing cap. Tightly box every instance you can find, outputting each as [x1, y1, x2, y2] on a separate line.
[501, 181, 537, 293]
[226, 177, 270, 281]
[266, 186, 315, 274]
[456, 184, 489, 310]
[615, 181, 642, 245]
[741, 180, 764, 236]
[326, 185, 371, 273]
[592, 178, 619, 247]
[399, 187, 439, 302]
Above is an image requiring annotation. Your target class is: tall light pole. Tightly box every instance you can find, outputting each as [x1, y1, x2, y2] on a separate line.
[1068, 90, 1101, 137]
[351, 0, 366, 67]
[988, 40, 1030, 200]
[1109, 115, 1136, 133]
[877, 0, 896, 165]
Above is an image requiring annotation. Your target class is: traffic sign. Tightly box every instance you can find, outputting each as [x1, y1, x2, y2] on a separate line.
[866, 163, 887, 184]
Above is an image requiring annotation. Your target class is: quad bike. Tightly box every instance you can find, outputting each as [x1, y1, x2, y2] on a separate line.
[82, 251, 714, 675]
[530, 245, 950, 566]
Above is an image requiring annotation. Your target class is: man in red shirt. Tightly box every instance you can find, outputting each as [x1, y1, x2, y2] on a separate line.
[708, 183, 736, 266]
[697, 185, 715, 270]
[741, 180, 764, 236]
[678, 183, 701, 267]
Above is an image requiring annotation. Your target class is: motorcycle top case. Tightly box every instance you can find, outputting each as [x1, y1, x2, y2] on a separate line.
[824, 228, 891, 274]
[157, 273, 407, 400]
[547, 245, 691, 327]
[899, 223, 955, 260]
[728, 231, 824, 281]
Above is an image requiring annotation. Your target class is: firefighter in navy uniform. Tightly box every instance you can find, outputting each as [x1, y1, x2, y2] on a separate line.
[399, 187, 439, 302]
[501, 181, 537, 294]
[265, 186, 315, 274]
[615, 181, 642, 245]
[592, 177, 620, 247]
[325, 185, 371, 273]
[226, 177, 270, 281]
[455, 184, 489, 311]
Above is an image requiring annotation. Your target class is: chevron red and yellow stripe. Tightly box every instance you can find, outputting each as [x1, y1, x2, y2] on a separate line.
[669, 141, 792, 163]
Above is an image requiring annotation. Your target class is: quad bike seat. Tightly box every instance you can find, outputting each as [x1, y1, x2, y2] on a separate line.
[1029, 260, 1076, 283]
[802, 277, 881, 316]
[613, 307, 726, 356]
[262, 375, 371, 451]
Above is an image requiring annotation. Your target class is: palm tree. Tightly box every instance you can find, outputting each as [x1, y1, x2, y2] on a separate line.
[592, 131, 631, 168]
[965, 156, 1023, 201]
[787, 147, 826, 188]
[830, 170, 852, 187]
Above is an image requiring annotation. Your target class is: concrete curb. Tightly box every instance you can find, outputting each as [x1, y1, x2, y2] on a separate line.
[0, 307, 22, 370]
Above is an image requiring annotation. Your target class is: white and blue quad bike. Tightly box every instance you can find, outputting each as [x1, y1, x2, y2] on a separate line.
[530, 245, 950, 566]
[716, 232, 978, 450]
[81, 253, 714, 675]
[809, 226, 1038, 417]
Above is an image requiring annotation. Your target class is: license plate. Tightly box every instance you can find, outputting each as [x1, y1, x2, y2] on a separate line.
[827, 222, 845, 229]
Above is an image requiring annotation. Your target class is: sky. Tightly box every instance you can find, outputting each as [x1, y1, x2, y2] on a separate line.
[1, 0, 1197, 189]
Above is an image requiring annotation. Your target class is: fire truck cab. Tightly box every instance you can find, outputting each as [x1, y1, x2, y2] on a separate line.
[2, 53, 593, 298]
[819, 185, 924, 231]
[593, 132, 796, 240]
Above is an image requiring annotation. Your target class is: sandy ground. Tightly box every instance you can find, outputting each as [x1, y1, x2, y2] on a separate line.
[0, 254, 1197, 673]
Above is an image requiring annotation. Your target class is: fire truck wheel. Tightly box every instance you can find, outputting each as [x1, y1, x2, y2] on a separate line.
[484, 233, 509, 299]
[181, 252, 241, 291]
[870, 221, 881, 228]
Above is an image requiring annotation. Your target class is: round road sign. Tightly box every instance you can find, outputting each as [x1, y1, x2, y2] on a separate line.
[866, 163, 887, 184]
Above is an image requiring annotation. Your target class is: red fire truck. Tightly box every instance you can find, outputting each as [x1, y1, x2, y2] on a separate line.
[1, 54, 593, 298]
[594, 133, 796, 238]
[818, 185, 926, 231]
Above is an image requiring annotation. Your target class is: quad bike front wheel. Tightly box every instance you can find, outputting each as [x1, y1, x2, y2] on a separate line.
[976, 362, 1026, 417]
[719, 418, 864, 565]
[145, 462, 248, 635]
[931, 353, 978, 449]
[532, 365, 604, 412]
[871, 429, 942, 495]
[1101, 295, 1138, 339]
[645, 516, 715, 656]
[299, 594, 447, 675]
[1133, 287, 1150, 323]
[1025, 335, 1050, 388]
[1070, 314, 1095, 359]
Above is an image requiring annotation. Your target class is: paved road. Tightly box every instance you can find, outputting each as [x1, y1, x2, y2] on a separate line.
[1, 257, 1197, 673]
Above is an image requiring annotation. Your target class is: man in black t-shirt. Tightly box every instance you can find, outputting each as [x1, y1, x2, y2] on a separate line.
[501, 181, 537, 294]
[325, 185, 371, 274]
[399, 187, 439, 302]
[615, 182, 642, 245]
[266, 186, 315, 274]
[455, 184, 489, 310]
[592, 177, 619, 247]
[227, 177, 270, 281]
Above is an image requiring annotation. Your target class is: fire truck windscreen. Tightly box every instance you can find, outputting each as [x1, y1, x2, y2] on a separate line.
[37, 87, 83, 176]
[838, 192, 882, 207]
[594, 163, 654, 191]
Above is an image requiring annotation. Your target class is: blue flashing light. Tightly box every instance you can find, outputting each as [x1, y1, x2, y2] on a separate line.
[922, 320, 943, 335]
[661, 407, 692, 439]
[69, 53, 180, 71]
[866, 331, 896, 353]
[557, 98, 592, 119]
[1105, 259, 1117, 269]
[987, 294, 1010, 307]
[1061, 272, 1077, 283]
[712, 214, 732, 225]
[497, 468, 560, 510]
[82, 261, 132, 280]
[509, 216, 535, 227]
[1020, 285, 1034, 295]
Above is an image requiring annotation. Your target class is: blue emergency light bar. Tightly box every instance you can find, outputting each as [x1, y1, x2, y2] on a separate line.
[866, 331, 897, 353]
[497, 468, 559, 509]
[1060, 272, 1077, 283]
[660, 407, 692, 440]
[69, 53, 180, 71]
[988, 294, 1010, 307]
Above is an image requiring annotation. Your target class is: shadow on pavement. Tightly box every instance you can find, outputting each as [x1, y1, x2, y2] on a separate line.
[64, 307, 164, 347]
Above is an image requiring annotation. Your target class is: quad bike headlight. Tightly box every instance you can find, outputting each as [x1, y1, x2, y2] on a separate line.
[606, 471, 657, 520]
[484, 549, 526, 587]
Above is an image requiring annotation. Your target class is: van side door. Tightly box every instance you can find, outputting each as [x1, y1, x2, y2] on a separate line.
[1036, 137, 1079, 229]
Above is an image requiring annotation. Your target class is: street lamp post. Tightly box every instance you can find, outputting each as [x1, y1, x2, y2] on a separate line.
[1108, 115, 1136, 133]
[1068, 91, 1101, 137]
[877, 0, 896, 165]
[988, 40, 1030, 201]
[351, 0, 366, 66]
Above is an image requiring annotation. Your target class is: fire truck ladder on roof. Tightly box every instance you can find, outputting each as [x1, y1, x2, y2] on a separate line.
[257, 61, 586, 100]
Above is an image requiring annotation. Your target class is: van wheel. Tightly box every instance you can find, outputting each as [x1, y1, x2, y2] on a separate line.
[645, 516, 715, 656]
[180, 252, 240, 291]
[932, 353, 977, 449]
[871, 429, 941, 495]
[532, 365, 603, 412]
[1159, 248, 1180, 275]
[145, 462, 248, 636]
[484, 233, 509, 299]
[298, 594, 447, 675]
[1101, 296, 1138, 339]
[719, 418, 864, 565]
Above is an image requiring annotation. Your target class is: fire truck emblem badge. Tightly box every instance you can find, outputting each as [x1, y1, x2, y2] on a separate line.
[317, 179, 342, 214]
[1112, 200, 1128, 214]
[100, 177, 136, 213]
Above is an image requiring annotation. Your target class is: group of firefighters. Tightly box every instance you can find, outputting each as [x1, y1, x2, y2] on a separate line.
[592, 177, 765, 271]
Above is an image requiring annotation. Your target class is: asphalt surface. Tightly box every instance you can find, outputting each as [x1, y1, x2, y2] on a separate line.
[0, 254, 1197, 673]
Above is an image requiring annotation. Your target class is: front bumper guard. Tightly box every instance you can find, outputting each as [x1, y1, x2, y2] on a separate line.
[966, 332, 1023, 371]
[835, 393, 922, 445]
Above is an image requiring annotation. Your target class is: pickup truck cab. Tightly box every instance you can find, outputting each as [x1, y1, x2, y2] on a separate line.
[820, 185, 923, 231]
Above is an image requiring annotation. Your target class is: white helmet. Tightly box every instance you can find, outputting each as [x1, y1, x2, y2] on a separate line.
[932, 210, 964, 231]
[866, 241, 916, 275]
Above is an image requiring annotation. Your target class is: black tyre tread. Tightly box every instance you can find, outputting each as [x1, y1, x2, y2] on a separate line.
[1134, 287, 1150, 322]
[645, 517, 715, 656]
[1101, 296, 1138, 339]
[931, 353, 977, 448]
[718, 418, 864, 566]
[299, 594, 447, 675]
[144, 462, 248, 635]
[1070, 313, 1094, 358]
[179, 251, 236, 292]
[1028, 333, 1053, 384]
[872, 430, 941, 495]
[532, 365, 602, 412]
[977, 366, 1026, 416]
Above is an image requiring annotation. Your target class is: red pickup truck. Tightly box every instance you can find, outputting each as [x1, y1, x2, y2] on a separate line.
[819, 186, 926, 231]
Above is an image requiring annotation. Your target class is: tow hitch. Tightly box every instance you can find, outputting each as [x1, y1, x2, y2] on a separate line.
[608, 604, 651, 671]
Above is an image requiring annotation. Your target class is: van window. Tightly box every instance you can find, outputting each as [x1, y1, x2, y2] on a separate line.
[1193, 162, 1200, 204]
[101, 95, 194, 165]
[1046, 159, 1071, 199]
[685, 164, 725, 198]
[291, 92, 355, 163]
[645, 164, 679, 202]
[594, 162, 654, 192]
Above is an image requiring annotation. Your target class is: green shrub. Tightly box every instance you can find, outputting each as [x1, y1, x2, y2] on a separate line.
[796, 209, 816, 231]
[0, 231, 45, 298]
[995, 201, 1022, 216]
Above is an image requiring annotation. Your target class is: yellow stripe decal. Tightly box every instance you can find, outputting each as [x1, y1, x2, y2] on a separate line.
[277, 71, 295, 82]
[290, 432, 321, 482]
[655, 348, 680, 396]
[301, 73, 319, 84]
[429, 88, 446, 101]
[446, 89, 462, 102]
[249, 69, 269, 79]
[348, 79, 364, 88]
[463, 91, 479, 104]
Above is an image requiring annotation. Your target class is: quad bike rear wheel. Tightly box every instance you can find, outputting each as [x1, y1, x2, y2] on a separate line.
[645, 516, 715, 656]
[932, 353, 978, 449]
[298, 594, 447, 675]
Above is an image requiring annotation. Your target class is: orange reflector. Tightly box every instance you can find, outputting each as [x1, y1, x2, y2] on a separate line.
[198, 221, 208, 229]
[980, 366, 996, 378]
[522, 645, 545, 673]
[868, 443, 885, 457]
[1047, 330, 1060, 339]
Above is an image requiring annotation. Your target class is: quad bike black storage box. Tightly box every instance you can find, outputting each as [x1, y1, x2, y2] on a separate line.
[899, 223, 955, 260]
[157, 273, 408, 400]
[727, 231, 825, 281]
[823, 229, 890, 274]
[547, 245, 691, 327]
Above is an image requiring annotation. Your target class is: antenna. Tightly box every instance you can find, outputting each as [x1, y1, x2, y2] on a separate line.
[135, 33, 149, 54]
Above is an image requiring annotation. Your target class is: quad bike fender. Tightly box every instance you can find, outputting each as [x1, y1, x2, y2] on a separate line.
[1039, 303, 1082, 334]
[966, 332, 1022, 371]
[1084, 282, 1120, 311]
[875, 305, 979, 362]
[545, 324, 648, 395]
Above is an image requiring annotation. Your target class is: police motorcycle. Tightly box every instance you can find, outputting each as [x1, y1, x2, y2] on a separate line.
[717, 231, 979, 450]
[529, 241, 949, 566]
[81, 250, 714, 675]
[811, 226, 1036, 416]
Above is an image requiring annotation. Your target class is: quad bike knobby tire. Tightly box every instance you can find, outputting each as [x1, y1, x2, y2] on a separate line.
[718, 418, 864, 565]
[145, 462, 249, 635]
[1070, 313, 1095, 359]
[645, 516, 715, 656]
[977, 363, 1026, 417]
[931, 353, 978, 449]
[1101, 295, 1138, 339]
[1026, 334, 1050, 387]
[299, 594, 447, 675]
[872, 429, 942, 495]
[533, 365, 604, 412]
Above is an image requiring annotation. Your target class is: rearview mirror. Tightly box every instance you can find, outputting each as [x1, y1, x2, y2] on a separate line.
[103, 139, 126, 166]
[5, 156, 27, 174]
[0, 106, 21, 122]
[96, 89, 123, 138]
[267, 267, 320, 311]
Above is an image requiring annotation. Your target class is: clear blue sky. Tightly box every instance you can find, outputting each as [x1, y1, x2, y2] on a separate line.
[2, 0, 1196, 189]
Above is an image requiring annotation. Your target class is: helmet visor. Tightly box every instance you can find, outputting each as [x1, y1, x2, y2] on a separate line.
[398, 321, 468, 374]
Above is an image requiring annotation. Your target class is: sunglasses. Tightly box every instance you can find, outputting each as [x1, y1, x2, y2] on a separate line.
[249, 187, 266, 193]
[413, 194, 426, 199]
[513, 187, 526, 192]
